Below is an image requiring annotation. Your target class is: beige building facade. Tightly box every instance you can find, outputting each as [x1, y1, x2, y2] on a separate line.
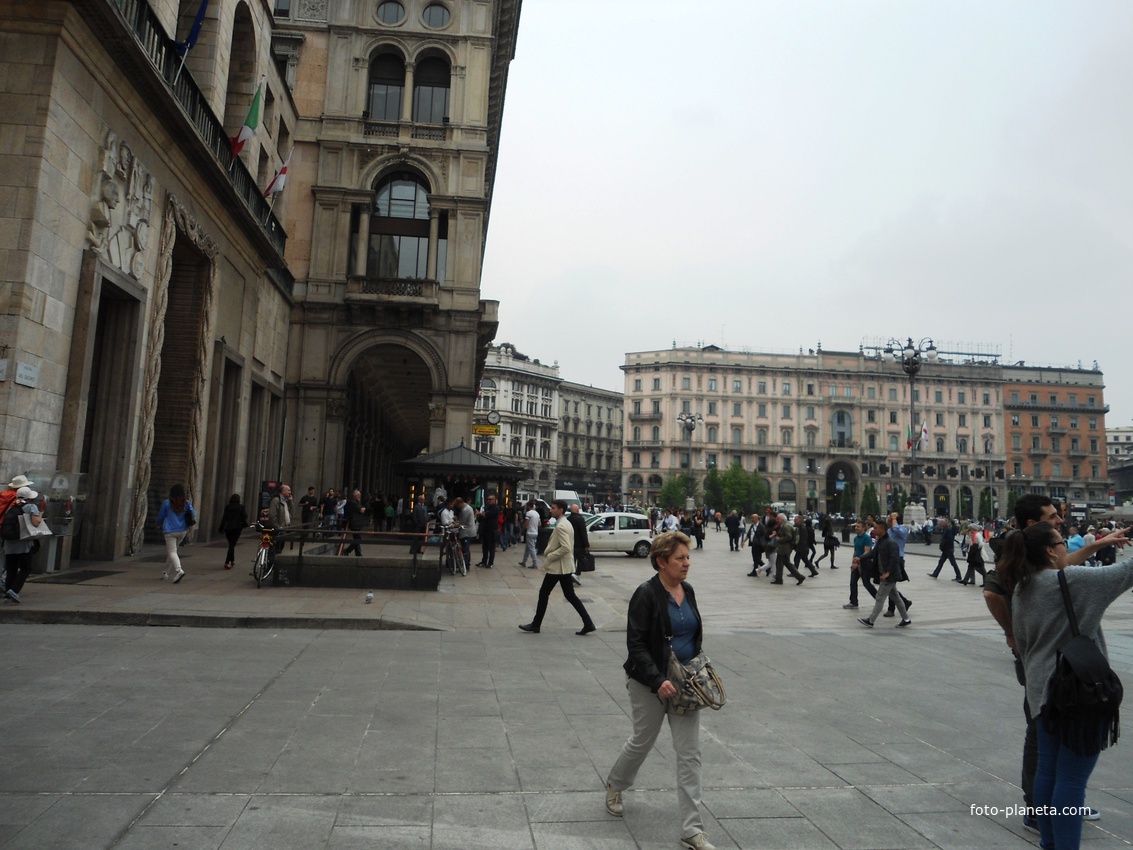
[277, 0, 519, 498]
[1, 0, 296, 561]
[622, 345, 1012, 518]
[556, 381, 623, 506]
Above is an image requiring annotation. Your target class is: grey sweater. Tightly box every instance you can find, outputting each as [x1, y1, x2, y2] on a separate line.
[1014, 559, 1133, 714]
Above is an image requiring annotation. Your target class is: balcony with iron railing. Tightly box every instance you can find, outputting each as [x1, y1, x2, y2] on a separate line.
[345, 276, 440, 303]
[106, 0, 287, 261]
[1005, 399, 1109, 414]
[362, 119, 451, 142]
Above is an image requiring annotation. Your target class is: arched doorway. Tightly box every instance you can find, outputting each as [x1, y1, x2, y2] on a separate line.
[777, 479, 797, 513]
[934, 485, 950, 517]
[825, 460, 859, 516]
[340, 343, 435, 496]
[646, 474, 663, 505]
[627, 474, 644, 505]
[910, 482, 927, 506]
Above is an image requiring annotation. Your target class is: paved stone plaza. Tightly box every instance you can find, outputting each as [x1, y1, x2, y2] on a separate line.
[2, 531, 1133, 849]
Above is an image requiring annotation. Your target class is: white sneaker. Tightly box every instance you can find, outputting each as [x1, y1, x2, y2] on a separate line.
[681, 834, 717, 850]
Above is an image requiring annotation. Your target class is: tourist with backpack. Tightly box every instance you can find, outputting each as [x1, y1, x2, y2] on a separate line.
[3, 486, 43, 603]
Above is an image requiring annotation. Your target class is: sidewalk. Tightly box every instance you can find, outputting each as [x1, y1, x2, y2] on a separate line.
[1, 535, 1132, 848]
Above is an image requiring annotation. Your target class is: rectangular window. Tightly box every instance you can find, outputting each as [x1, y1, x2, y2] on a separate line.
[707, 401, 717, 415]
[651, 452, 660, 468]
[732, 402, 742, 417]
[867, 386, 876, 399]
[681, 400, 690, 414]
[1070, 417, 1078, 429]
[1031, 415, 1039, 427]
[782, 405, 792, 419]
[935, 390, 943, 403]
[630, 452, 640, 468]
[633, 378, 641, 391]
[1012, 434, 1022, 450]
[1072, 464, 1080, 478]
[829, 385, 837, 397]
[805, 431, 816, 447]
[843, 386, 852, 397]
[867, 410, 876, 423]
[983, 414, 992, 428]
[889, 435, 899, 451]
[806, 383, 815, 396]
[1089, 418, 1098, 430]
[732, 428, 743, 445]
[652, 400, 661, 414]
[1090, 438, 1099, 453]
[958, 391, 966, 404]
[756, 428, 767, 445]
[757, 403, 767, 418]
[1014, 462, 1022, 476]
[782, 457, 792, 473]
[1032, 436, 1042, 450]
[733, 379, 743, 392]
[681, 376, 691, 390]
[781, 382, 791, 395]
[757, 381, 766, 394]
[732, 454, 743, 467]
[1011, 414, 1019, 426]
[889, 388, 898, 401]
[1052, 436, 1061, 452]
[1011, 392, 1019, 402]
[708, 378, 717, 391]
[781, 429, 792, 445]
[806, 406, 815, 420]
[935, 413, 944, 426]
[633, 400, 641, 414]
[912, 389, 920, 402]
[757, 455, 767, 472]
[867, 434, 877, 449]
[889, 411, 898, 424]
[983, 392, 991, 405]
[1052, 461, 1061, 477]
[652, 378, 661, 390]
[958, 414, 967, 427]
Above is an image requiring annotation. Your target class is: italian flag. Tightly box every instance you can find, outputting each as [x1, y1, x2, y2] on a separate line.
[230, 76, 264, 157]
[264, 148, 292, 197]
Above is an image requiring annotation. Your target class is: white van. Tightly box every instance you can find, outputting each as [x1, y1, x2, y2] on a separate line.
[552, 489, 582, 509]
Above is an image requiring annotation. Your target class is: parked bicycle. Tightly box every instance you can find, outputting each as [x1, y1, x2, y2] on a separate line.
[252, 521, 276, 587]
[440, 524, 467, 576]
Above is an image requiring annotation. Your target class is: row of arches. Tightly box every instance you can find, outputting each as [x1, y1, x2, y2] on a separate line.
[367, 50, 451, 123]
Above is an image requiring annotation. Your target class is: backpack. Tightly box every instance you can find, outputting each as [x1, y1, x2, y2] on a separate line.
[1043, 571, 1123, 756]
[1, 503, 22, 541]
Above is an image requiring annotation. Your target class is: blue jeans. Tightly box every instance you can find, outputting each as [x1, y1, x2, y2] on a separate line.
[1034, 722, 1098, 849]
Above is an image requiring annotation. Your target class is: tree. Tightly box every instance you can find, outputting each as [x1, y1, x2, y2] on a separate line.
[703, 466, 724, 511]
[658, 473, 698, 510]
[978, 487, 995, 521]
[752, 473, 771, 512]
[835, 480, 855, 516]
[892, 485, 908, 519]
[859, 482, 881, 518]
[958, 488, 972, 518]
[1007, 489, 1018, 518]
[721, 462, 759, 514]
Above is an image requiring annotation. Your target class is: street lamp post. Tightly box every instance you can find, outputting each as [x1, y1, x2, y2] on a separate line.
[676, 412, 702, 512]
[884, 337, 937, 514]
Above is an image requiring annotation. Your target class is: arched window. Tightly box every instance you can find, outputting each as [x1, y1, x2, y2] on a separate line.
[832, 409, 853, 448]
[632, 426, 641, 441]
[651, 425, 660, 441]
[936, 437, 944, 453]
[412, 56, 450, 123]
[368, 53, 404, 120]
[368, 171, 446, 280]
[778, 479, 797, 503]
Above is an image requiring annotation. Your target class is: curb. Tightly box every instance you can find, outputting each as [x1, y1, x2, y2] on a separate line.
[0, 609, 444, 631]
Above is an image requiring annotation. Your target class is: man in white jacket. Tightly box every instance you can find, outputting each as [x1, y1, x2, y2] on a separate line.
[519, 500, 596, 635]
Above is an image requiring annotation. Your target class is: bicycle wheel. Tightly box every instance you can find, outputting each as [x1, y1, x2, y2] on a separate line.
[253, 548, 272, 588]
[446, 542, 456, 576]
[457, 545, 467, 577]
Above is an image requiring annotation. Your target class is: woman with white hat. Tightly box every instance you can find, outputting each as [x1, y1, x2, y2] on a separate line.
[3, 486, 42, 603]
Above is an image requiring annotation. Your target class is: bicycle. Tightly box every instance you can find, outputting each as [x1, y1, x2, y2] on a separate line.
[252, 522, 276, 587]
[440, 525, 467, 576]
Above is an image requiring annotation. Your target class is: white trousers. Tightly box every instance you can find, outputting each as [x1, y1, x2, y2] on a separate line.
[608, 677, 704, 839]
[164, 532, 186, 575]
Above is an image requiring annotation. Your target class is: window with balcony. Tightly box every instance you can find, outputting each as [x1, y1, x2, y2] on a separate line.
[936, 437, 945, 452]
[757, 456, 768, 472]
[631, 452, 641, 468]
[651, 425, 660, 441]
[756, 428, 767, 445]
[1032, 436, 1042, 450]
[889, 434, 899, 451]
[732, 427, 743, 445]
[411, 56, 450, 123]
[868, 434, 877, 449]
[632, 426, 641, 441]
[367, 171, 446, 280]
[368, 53, 405, 120]
[1052, 436, 1061, 452]
[652, 400, 661, 414]
[1013, 461, 1022, 476]
[632, 401, 641, 414]
[806, 431, 817, 448]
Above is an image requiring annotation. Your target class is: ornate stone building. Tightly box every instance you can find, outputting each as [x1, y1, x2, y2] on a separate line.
[277, 0, 520, 497]
[621, 345, 1011, 518]
[1, 0, 296, 560]
[556, 381, 623, 506]
[474, 344, 561, 501]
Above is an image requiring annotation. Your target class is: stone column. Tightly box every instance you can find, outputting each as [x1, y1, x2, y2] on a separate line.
[401, 62, 415, 123]
[426, 208, 439, 280]
[354, 206, 370, 277]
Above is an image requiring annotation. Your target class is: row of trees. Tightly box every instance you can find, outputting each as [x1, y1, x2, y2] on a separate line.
[652, 466, 1018, 521]
[656, 463, 771, 516]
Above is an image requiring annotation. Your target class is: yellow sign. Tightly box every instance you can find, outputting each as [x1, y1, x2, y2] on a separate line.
[472, 424, 501, 436]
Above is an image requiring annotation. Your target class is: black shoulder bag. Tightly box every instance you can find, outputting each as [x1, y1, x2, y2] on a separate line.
[1042, 570, 1122, 756]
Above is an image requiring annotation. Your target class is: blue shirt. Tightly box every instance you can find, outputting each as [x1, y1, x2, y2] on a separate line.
[157, 499, 193, 534]
[668, 594, 699, 664]
[1067, 534, 1086, 553]
[888, 523, 908, 557]
[853, 531, 873, 558]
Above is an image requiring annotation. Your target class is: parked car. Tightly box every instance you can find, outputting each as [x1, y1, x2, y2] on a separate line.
[585, 511, 654, 558]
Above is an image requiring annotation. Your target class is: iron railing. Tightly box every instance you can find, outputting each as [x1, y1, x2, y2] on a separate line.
[110, 0, 287, 259]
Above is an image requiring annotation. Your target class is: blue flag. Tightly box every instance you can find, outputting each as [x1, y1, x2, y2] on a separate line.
[177, 0, 210, 57]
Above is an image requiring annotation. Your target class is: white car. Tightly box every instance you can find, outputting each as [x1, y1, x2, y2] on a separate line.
[585, 512, 654, 558]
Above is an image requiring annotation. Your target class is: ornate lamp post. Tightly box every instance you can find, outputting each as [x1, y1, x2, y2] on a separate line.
[883, 337, 937, 511]
[676, 412, 702, 511]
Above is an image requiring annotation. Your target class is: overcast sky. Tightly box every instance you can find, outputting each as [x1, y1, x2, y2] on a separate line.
[481, 0, 1133, 428]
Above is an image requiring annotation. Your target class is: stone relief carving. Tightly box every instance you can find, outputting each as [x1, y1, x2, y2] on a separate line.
[87, 129, 155, 279]
[295, 0, 328, 21]
[429, 402, 446, 422]
[327, 398, 349, 418]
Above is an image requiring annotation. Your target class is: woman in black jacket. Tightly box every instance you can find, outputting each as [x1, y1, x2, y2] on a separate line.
[605, 532, 716, 850]
[217, 494, 249, 570]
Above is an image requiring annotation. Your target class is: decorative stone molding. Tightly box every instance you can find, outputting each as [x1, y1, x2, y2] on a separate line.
[86, 129, 155, 280]
[429, 402, 446, 422]
[295, 0, 328, 21]
[271, 33, 306, 90]
[327, 397, 349, 419]
[126, 193, 218, 554]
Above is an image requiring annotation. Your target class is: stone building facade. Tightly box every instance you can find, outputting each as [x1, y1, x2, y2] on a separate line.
[622, 345, 1013, 518]
[277, 0, 519, 499]
[1002, 365, 1110, 510]
[556, 381, 623, 506]
[1, 0, 296, 561]
[474, 344, 561, 502]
